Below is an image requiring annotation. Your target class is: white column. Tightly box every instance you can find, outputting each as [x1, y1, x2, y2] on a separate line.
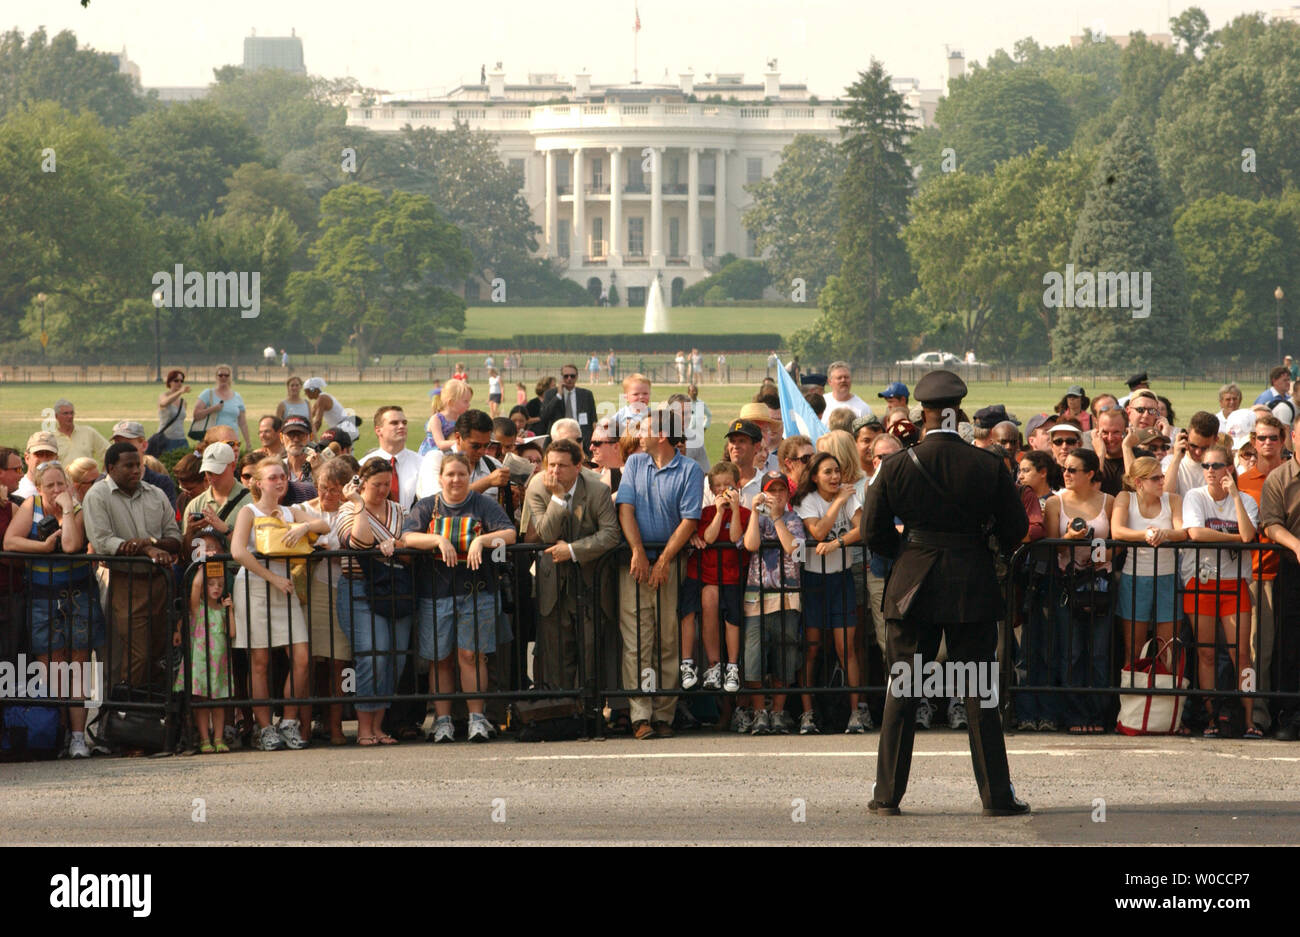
[608, 146, 623, 266]
[714, 147, 728, 258]
[545, 150, 557, 257]
[687, 147, 701, 266]
[570, 147, 585, 270]
[650, 145, 664, 265]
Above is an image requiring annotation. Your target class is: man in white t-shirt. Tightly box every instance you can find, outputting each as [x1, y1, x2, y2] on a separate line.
[1162, 411, 1223, 498]
[822, 361, 873, 421]
[416, 409, 509, 500]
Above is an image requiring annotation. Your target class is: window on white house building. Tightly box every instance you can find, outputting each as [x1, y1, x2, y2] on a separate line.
[628, 217, 644, 256]
[746, 157, 762, 184]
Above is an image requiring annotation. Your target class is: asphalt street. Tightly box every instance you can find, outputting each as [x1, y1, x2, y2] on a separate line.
[3, 729, 1297, 846]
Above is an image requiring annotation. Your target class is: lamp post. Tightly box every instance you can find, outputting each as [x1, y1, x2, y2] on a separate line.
[151, 287, 165, 383]
[36, 292, 47, 359]
[1277, 286, 1286, 368]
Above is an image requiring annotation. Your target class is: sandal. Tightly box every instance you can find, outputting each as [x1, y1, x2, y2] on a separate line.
[212, 740, 230, 754]
[199, 740, 216, 754]
[1203, 724, 1219, 738]
[375, 734, 398, 745]
[1244, 726, 1264, 739]
[1068, 725, 1086, 735]
[357, 736, 379, 746]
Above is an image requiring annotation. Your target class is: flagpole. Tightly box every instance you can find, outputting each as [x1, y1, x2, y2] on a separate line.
[633, 3, 639, 84]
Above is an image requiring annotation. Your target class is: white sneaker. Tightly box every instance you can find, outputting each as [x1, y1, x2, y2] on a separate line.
[680, 659, 699, 690]
[750, 709, 772, 735]
[256, 725, 286, 751]
[799, 710, 820, 735]
[845, 708, 871, 734]
[430, 715, 455, 743]
[701, 663, 723, 691]
[467, 713, 492, 743]
[278, 719, 308, 750]
[947, 700, 969, 730]
[915, 698, 934, 730]
[68, 735, 90, 759]
[723, 663, 741, 693]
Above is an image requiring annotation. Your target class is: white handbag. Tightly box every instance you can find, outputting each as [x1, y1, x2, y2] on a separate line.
[1116, 638, 1189, 736]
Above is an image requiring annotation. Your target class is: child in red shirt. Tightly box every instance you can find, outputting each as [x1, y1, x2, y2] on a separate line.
[680, 462, 751, 693]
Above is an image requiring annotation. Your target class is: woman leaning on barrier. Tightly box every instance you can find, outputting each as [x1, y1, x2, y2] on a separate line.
[297, 456, 358, 746]
[1110, 456, 1186, 670]
[229, 457, 329, 752]
[1043, 449, 1113, 735]
[333, 458, 409, 746]
[1182, 444, 1260, 738]
[3, 460, 103, 758]
[400, 453, 516, 744]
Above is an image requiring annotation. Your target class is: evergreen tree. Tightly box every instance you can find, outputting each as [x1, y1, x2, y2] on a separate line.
[796, 61, 912, 366]
[1051, 117, 1186, 371]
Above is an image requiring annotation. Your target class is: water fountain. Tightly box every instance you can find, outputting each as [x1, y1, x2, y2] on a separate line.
[642, 277, 668, 333]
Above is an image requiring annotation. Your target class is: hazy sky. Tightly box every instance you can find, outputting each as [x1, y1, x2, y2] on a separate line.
[15, 0, 1288, 95]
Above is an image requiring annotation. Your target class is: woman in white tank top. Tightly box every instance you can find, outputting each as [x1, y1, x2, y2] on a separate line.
[1111, 456, 1187, 669]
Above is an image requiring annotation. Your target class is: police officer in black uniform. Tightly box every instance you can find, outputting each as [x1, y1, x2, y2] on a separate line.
[862, 370, 1030, 816]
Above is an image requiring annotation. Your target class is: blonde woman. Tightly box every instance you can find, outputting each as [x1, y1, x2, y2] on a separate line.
[1111, 456, 1186, 668]
[229, 457, 330, 751]
[816, 429, 865, 501]
[421, 378, 473, 456]
[3, 461, 101, 757]
[64, 457, 101, 503]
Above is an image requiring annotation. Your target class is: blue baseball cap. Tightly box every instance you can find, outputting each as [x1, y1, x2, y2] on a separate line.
[878, 381, 909, 400]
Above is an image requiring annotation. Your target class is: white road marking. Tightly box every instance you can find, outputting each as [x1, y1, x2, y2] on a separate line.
[510, 747, 1300, 762]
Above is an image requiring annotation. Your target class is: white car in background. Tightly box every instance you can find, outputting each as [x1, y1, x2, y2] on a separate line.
[896, 351, 963, 367]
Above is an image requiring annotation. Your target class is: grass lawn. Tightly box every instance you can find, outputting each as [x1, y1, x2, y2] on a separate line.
[457, 305, 815, 341]
[0, 377, 1231, 458]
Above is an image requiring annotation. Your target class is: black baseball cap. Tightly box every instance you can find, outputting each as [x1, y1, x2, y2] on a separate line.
[726, 419, 763, 442]
[973, 404, 1020, 429]
[1126, 372, 1149, 390]
[282, 416, 311, 434]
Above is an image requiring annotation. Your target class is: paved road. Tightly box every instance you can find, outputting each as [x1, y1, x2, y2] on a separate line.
[2, 730, 1297, 845]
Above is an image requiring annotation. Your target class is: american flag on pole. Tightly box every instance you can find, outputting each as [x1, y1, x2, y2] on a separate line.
[635, 4, 641, 31]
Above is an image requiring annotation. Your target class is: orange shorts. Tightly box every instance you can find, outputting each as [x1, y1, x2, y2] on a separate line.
[1182, 578, 1251, 618]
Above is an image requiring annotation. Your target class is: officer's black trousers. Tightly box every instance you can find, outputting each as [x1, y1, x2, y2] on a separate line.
[874, 616, 1015, 809]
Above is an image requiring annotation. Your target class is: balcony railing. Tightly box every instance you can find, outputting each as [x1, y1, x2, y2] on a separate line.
[663, 183, 688, 195]
[585, 182, 610, 194]
[557, 183, 573, 195]
[699, 183, 716, 196]
[623, 182, 648, 194]
[666, 256, 689, 266]
[583, 255, 607, 266]
[624, 254, 648, 265]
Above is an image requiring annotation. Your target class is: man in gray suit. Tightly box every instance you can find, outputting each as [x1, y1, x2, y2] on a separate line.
[524, 438, 622, 691]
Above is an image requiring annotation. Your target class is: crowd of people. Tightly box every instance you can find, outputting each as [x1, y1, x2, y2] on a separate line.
[3, 360, 1300, 759]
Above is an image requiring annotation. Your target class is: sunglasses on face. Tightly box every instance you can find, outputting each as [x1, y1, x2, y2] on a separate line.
[240, 472, 253, 481]
[1148, 443, 1169, 452]
[1051, 438, 1077, 446]
[562, 372, 578, 379]
[1062, 466, 1080, 474]
[1147, 474, 1165, 483]
[1132, 406, 1157, 415]
[788, 454, 813, 465]
[1200, 462, 1229, 471]
[591, 439, 616, 447]
[216, 372, 231, 378]
[464, 441, 488, 451]
[1255, 434, 1281, 442]
[993, 437, 1018, 445]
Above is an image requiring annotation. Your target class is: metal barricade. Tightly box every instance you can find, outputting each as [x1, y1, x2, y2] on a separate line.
[1003, 538, 1300, 734]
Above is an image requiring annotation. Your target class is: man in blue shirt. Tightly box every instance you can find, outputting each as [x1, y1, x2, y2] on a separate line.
[1255, 366, 1292, 406]
[615, 408, 704, 739]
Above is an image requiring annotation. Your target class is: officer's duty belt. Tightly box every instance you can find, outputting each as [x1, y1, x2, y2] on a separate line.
[904, 530, 987, 550]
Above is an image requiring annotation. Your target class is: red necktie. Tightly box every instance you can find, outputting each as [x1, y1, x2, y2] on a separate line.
[389, 456, 399, 503]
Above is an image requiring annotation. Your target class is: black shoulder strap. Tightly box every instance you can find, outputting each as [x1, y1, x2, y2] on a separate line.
[906, 447, 986, 532]
[217, 487, 250, 522]
[158, 400, 184, 434]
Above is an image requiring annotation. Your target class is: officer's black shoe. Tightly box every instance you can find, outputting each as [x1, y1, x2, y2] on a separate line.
[868, 800, 901, 816]
[982, 796, 1031, 817]
[1274, 714, 1298, 741]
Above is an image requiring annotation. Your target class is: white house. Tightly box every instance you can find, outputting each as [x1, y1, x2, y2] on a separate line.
[345, 63, 865, 306]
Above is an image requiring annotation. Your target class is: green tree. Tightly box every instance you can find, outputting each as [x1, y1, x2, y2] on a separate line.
[308, 184, 471, 361]
[1170, 6, 1212, 56]
[678, 259, 772, 305]
[1052, 117, 1186, 371]
[1174, 192, 1300, 359]
[0, 102, 157, 343]
[218, 162, 318, 243]
[207, 68, 346, 165]
[0, 27, 148, 127]
[393, 122, 541, 285]
[1156, 16, 1300, 202]
[796, 61, 913, 366]
[116, 100, 265, 223]
[741, 135, 845, 299]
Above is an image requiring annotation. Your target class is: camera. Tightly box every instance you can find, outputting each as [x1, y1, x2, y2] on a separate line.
[305, 440, 331, 453]
[351, 475, 361, 488]
[35, 515, 60, 540]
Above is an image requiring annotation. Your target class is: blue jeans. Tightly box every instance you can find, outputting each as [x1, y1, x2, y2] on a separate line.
[1055, 596, 1111, 728]
[1014, 576, 1060, 725]
[161, 436, 189, 453]
[336, 576, 410, 713]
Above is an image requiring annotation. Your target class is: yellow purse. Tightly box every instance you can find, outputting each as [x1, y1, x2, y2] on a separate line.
[252, 514, 316, 556]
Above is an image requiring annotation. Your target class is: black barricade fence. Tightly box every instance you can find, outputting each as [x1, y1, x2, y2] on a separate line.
[1005, 538, 1300, 735]
[0, 550, 177, 756]
[175, 543, 593, 741]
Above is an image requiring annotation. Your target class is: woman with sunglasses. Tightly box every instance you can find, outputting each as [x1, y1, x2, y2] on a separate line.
[3, 460, 102, 758]
[1111, 456, 1186, 669]
[1182, 444, 1260, 737]
[194, 364, 251, 450]
[156, 370, 192, 452]
[1013, 450, 1059, 731]
[1043, 449, 1113, 734]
